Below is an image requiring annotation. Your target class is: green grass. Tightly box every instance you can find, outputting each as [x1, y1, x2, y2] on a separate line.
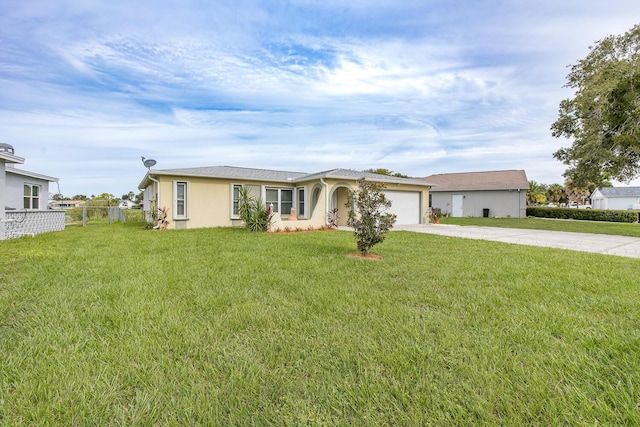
[441, 216, 640, 237]
[1, 223, 639, 425]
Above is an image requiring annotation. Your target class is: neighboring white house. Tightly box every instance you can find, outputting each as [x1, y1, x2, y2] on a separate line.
[118, 200, 137, 209]
[591, 187, 640, 210]
[5, 165, 59, 211]
[1, 144, 65, 240]
[49, 199, 87, 209]
[420, 170, 529, 218]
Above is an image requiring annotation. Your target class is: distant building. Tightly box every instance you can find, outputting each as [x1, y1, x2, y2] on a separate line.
[118, 200, 137, 209]
[420, 170, 528, 218]
[49, 200, 87, 209]
[591, 187, 640, 210]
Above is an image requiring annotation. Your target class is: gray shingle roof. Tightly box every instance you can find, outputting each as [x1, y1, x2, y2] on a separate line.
[299, 168, 430, 185]
[420, 170, 528, 191]
[150, 166, 308, 183]
[142, 166, 431, 187]
[597, 187, 640, 197]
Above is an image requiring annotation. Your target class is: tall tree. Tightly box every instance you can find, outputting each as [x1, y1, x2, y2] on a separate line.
[121, 191, 135, 201]
[134, 191, 144, 204]
[365, 168, 410, 178]
[545, 183, 568, 205]
[564, 179, 594, 206]
[552, 24, 640, 187]
[527, 180, 547, 205]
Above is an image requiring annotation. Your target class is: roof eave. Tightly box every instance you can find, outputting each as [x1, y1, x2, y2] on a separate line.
[6, 167, 58, 182]
[0, 152, 25, 164]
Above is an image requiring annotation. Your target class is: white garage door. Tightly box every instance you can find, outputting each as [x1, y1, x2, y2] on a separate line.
[384, 191, 421, 225]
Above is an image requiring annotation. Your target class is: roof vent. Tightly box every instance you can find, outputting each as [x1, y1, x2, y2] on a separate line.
[0, 143, 15, 154]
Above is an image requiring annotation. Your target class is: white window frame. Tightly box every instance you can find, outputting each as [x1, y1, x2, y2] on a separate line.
[231, 184, 243, 219]
[297, 186, 307, 218]
[23, 183, 41, 210]
[173, 181, 189, 220]
[264, 187, 294, 217]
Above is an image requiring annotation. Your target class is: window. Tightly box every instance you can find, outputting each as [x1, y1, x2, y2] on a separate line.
[266, 188, 293, 216]
[173, 181, 188, 219]
[281, 189, 293, 215]
[23, 184, 40, 209]
[297, 187, 306, 217]
[232, 184, 242, 217]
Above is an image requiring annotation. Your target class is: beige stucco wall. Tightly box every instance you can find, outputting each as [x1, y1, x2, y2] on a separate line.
[156, 175, 236, 229]
[146, 175, 430, 230]
[431, 190, 526, 218]
[152, 176, 332, 230]
[322, 179, 430, 226]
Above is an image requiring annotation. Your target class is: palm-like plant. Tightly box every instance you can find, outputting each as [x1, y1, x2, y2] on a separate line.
[527, 180, 547, 205]
[546, 183, 568, 205]
[237, 185, 272, 232]
[564, 179, 594, 206]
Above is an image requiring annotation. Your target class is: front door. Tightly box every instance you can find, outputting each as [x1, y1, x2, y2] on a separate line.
[452, 195, 464, 217]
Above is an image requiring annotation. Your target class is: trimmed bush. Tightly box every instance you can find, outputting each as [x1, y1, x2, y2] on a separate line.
[527, 207, 637, 223]
[346, 178, 397, 255]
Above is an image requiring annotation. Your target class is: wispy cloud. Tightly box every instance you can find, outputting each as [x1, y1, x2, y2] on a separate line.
[2, 0, 640, 195]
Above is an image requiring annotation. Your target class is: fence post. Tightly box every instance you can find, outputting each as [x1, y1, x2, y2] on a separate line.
[82, 206, 87, 227]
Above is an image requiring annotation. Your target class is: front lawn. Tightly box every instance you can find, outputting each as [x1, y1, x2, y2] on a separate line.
[1, 223, 639, 425]
[441, 216, 640, 237]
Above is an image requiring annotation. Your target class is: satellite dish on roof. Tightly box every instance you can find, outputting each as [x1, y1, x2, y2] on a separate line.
[141, 156, 157, 170]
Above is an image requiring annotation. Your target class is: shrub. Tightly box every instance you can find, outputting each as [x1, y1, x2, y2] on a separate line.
[429, 208, 443, 223]
[526, 207, 637, 223]
[327, 208, 339, 229]
[346, 178, 397, 255]
[237, 186, 272, 232]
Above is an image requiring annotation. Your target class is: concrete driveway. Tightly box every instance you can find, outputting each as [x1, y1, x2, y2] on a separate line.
[393, 224, 640, 259]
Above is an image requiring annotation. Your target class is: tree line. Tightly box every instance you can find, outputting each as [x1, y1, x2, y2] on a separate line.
[526, 180, 608, 207]
[51, 191, 144, 203]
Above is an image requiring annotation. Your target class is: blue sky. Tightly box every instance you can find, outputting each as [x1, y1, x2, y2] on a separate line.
[2, 0, 640, 197]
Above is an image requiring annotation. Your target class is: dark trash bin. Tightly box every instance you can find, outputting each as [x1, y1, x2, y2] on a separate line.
[483, 208, 490, 218]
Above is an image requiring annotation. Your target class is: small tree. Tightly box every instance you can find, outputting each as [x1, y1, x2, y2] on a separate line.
[346, 178, 397, 255]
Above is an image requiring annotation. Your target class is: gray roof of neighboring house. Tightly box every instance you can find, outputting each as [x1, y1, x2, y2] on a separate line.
[420, 170, 528, 191]
[596, 187, 640, 198]
[139, 166, 432, 188]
